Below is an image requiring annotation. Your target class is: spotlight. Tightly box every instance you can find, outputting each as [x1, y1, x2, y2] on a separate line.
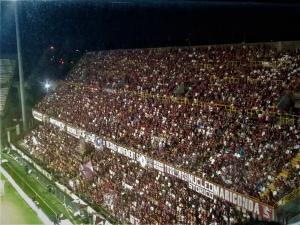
[44, 81, 51, 92]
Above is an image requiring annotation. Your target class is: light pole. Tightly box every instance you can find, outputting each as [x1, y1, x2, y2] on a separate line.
[15, 2, 27, 131]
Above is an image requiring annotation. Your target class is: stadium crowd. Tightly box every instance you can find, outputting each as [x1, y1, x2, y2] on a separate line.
[24, 124, 83, 180]
[24, 124, 252, 225]
[36, 48, 300, 201]
[30, 45, 300, 222]
[37, 85, 299, 203]
[272, 164, 300, 202]
[67, 45, 300, 111]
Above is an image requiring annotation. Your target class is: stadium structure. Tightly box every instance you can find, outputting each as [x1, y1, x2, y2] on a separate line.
[1, 41, 300, 225]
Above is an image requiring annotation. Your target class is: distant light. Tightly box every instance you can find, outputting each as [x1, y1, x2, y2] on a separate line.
[44, 81, 51, 92]
[50, 46, 54, 50]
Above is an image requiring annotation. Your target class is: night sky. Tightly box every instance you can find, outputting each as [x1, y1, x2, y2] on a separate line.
[1, 0, 300, 79]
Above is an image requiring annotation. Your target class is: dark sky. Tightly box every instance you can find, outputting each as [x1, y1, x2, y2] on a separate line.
[2, 0, 300, 53]
[1, 0, 300, 78]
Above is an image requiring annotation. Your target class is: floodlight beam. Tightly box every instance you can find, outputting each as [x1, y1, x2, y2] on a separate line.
[15, 2, 27, 131]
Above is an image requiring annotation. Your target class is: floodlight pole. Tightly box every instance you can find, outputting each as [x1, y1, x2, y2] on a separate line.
[15, 2, 27, 131]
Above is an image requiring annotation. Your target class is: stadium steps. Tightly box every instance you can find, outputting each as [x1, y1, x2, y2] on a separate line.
[0, 58, 15, 116]
[261, 153, 300, 198]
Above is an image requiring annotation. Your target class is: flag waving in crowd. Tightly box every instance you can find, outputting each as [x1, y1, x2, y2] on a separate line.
[80, 160, 94, 181]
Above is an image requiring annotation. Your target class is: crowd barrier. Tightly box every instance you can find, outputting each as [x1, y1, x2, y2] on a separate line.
[32, 109, 275, 221]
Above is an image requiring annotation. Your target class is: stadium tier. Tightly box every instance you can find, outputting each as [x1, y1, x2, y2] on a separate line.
[25, 44, 299, 224]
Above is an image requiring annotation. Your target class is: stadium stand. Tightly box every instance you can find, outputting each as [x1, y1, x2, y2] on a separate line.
[24, 124, 252, 225]
[0, 58, 15, 117]
[23, 44, 300, 224]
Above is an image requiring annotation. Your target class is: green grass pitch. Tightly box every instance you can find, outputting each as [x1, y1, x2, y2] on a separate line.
[0, 172, 43, 225]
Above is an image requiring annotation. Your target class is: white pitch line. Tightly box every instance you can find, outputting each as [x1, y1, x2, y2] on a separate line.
[0, 166, 55, 225]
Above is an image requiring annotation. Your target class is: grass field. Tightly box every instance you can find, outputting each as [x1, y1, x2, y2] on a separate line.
[0, 148, 119, 225]
[4, 146, 119, 225]
[0, 172, 43, 225]
[1, 154, 81, 225]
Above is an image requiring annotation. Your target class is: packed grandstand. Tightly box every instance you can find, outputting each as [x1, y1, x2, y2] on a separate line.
[18, 44, 300, 224]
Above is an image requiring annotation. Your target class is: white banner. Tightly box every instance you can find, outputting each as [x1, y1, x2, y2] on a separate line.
[32, 110, 43, 121]
[35, 110, 274, 220]
[67, 125, 78, 138]
[49, 118, 65, 130]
